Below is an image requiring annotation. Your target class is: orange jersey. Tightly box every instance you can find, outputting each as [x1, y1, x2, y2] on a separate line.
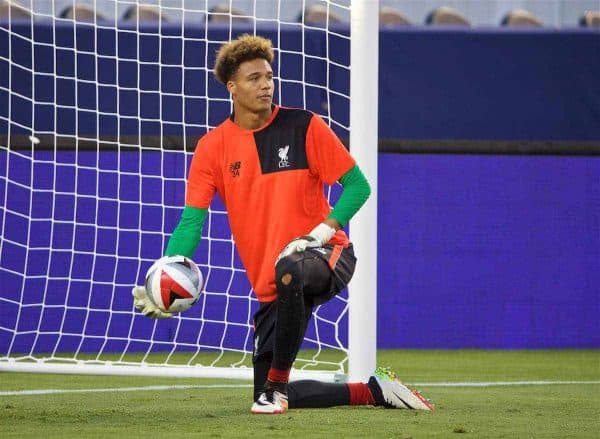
[185, 105, 355, 302]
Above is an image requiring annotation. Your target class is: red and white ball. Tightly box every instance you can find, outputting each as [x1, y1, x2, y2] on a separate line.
[144, 255, 203, 313]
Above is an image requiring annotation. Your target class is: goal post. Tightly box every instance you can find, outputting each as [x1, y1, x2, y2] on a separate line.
[0, 0, 377, 382]
[348, 0, 378, 383]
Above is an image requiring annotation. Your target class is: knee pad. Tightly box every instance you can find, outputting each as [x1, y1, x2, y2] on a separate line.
[275, 252, 331, 299]
[275, 253, 304, 298]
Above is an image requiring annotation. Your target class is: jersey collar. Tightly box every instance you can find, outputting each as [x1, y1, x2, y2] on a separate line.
[227, 104, 279, 133]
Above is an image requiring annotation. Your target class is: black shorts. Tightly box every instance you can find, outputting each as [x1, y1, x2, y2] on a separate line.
[252, 243, 356, 361]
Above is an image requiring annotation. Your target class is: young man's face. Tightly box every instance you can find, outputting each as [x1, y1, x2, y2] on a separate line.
[227, 58, 274, 114]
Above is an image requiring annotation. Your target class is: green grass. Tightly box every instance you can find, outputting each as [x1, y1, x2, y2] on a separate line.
[1, 350, 599, 438]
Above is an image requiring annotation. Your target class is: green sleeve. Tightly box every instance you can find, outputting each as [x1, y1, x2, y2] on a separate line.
[328, 164, 371, 227]
[164, 206, 208, 258]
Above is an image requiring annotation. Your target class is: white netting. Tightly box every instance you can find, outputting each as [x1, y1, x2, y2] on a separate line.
[0, 0, 352, 379]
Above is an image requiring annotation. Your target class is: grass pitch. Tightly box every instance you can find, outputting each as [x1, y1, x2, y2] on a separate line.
[1, 350, 599, 438]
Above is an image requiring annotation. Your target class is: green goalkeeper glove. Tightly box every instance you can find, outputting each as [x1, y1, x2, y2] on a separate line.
[132, 286, 173, 319]
[275, 222, 336, 265]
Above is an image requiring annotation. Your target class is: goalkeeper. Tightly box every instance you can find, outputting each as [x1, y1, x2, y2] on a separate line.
[133, 34, 433, 414]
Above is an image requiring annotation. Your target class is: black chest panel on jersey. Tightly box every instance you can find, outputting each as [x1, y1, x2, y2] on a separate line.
[253, 108, 312, 174]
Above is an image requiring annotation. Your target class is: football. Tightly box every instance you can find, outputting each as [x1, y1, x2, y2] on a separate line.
[144, 255, 203, 313]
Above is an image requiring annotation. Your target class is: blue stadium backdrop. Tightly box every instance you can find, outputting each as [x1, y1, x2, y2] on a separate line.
[1, 23, 599, 352]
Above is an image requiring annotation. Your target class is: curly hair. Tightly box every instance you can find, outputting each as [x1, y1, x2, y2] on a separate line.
[214, 34, 274, 84]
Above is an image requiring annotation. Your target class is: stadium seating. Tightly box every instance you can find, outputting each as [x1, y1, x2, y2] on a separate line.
[579, 10, 600, 27]
[299, 4, 342, 25]
[122, 4, 169, 22]
[501, 9, 543, 27]
[0, 0, 30, 19]
[208, 4, 250, 23]
[425, 6, 470, 26]
[60, 4, 107, 22]
[379, 6, 411, 27]
[1, 1, 598, 28]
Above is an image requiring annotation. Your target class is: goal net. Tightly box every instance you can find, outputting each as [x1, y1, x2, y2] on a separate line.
[0, 0, 375, 382]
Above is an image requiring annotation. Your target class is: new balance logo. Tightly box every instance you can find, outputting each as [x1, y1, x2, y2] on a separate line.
[278, 145, 290, 168]
[230, 161, 241, 177]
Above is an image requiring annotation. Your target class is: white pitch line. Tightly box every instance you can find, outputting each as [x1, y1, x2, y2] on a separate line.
[410, 380, 600, 387]
[1, 380, 599, 397]
[0, 384, 252, 397]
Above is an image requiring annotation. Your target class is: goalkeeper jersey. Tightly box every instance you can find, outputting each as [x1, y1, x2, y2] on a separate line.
[186, 105, 355, 302]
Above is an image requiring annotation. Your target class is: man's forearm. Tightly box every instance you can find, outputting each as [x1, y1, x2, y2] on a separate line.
[164, 206, 208, 257]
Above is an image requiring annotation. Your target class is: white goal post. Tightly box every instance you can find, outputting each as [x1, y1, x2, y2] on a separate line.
[0, 0, 377, 382]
